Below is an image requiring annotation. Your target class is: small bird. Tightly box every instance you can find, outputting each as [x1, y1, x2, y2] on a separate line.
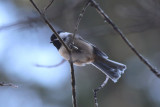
[50, 31, 127, 83]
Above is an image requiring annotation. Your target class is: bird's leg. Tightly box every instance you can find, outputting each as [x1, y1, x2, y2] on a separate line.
[69, 42, 79, 51]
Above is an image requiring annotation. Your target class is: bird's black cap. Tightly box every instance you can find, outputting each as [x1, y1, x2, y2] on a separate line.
[50, 31, 63, 50]
[50, 31, 63, 42]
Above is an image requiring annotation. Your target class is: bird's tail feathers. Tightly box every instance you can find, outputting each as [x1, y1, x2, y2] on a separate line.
[92, 57, 126, 83]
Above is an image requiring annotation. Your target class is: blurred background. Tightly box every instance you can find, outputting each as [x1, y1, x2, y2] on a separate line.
[0, 0, 160, 107]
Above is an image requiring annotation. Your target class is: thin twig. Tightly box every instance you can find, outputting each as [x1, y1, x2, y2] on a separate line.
[69, 60, 77, 107]
[71, 1, 92, 106]
[90, 0, 160, 78]
[73, 1, 110, 106]
[93, 76, 109, 107]
[43, 0, 55, 14]
[30, 1, 77, 107]
[30, 0, 69, 52]
[0, 17, 42, 31]
[35, 59, 66, 68]
[73, 0, 91, 41]
[0, 82, 18, 88]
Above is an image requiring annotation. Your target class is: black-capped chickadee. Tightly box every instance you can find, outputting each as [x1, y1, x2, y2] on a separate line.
[50, 31, 127, 83]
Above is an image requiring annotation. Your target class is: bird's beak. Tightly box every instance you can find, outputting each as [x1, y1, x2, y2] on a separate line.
[50, 38, 59, 43]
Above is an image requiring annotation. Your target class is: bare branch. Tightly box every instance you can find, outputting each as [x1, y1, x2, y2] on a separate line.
[93, 76, 109, 107]
[0, 82, 18, 88]
[0, 17, 42, 31]
[73, 0, 91, 40]
[90, 0, 160, 78]
[29, 1, 77, 107]
[30, 0, 69, 52]
[73, 1, 110, 106]
[35, 59, 66, 68]
[43, 0, 55, 14]
[69, 60, 77, 107]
